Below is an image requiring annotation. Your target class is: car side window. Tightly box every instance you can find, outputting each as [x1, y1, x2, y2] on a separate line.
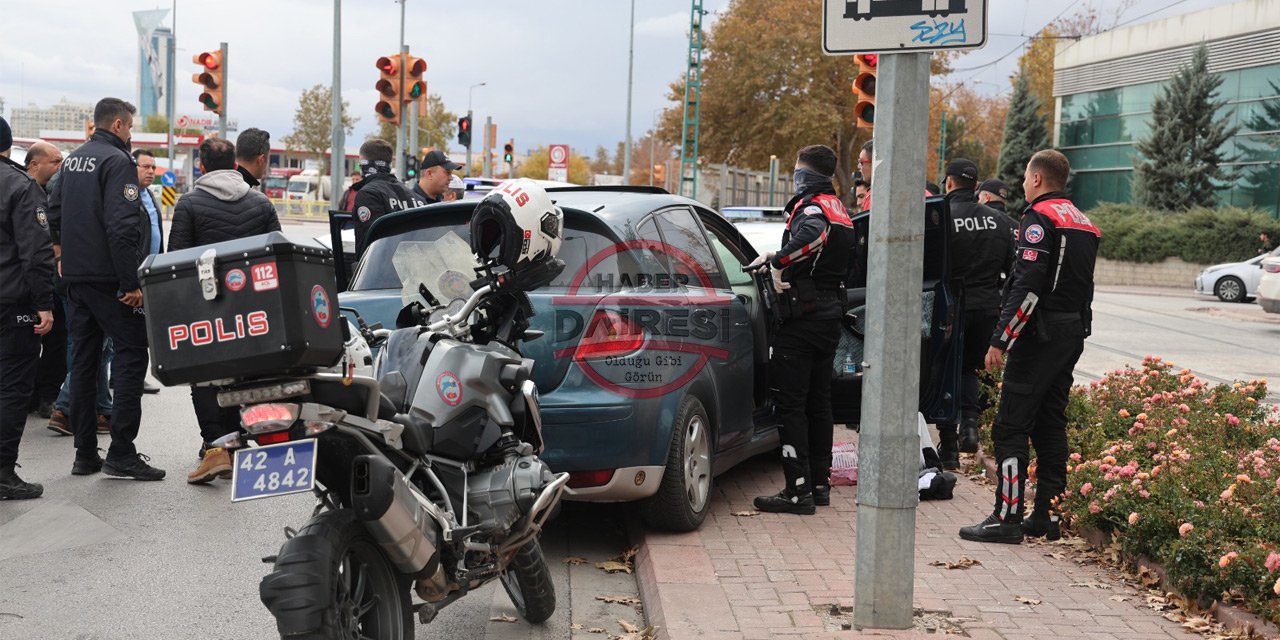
[702, 225, 753, 288]
[654, 207, 726, 289]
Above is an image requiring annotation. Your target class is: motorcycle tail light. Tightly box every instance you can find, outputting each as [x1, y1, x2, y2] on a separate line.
[241, 403, 299, 435]
[567, 469, 615, 489]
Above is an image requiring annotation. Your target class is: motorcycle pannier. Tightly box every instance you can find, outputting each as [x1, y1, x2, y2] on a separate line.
[139, 232, 344, 385]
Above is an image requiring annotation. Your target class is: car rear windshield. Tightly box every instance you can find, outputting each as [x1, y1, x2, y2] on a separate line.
[348, 214, 638, 294]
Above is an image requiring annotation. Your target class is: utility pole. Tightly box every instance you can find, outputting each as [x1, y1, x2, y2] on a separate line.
[937, 111, 948, 186]
[218, 42, 228, 139]
[329, 0, 344, 203]
[853, 51, 931, 631]
[166, 0, 175, 191]
[395, 0, 406, 180]
[622, 0, 635, 186]
[466, 82, 485, 178]
[409, 93, 419, 167]
[483, 116, 493, 178]
[768, 155, 778, 207]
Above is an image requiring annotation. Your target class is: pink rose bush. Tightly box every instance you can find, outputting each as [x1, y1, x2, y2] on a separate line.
[1022, 357, 1280, 624]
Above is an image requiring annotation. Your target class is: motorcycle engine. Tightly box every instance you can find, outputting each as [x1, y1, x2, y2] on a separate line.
[466, 452, 555, 534]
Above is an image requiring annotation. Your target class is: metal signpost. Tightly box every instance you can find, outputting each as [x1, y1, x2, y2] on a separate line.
[821, 0, 986, 630]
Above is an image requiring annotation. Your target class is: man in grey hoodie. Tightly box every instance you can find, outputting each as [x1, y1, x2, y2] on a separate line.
[168, 137, 280, 485]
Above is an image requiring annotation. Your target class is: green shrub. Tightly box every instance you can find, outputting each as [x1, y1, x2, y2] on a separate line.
[1087, 204, 1280, 264]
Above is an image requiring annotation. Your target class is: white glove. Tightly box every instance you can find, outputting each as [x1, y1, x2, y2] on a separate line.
[771, 265, 791, 291]
[746, 251, 776, 271]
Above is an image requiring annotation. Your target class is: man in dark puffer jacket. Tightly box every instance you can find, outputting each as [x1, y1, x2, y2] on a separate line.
[168, 137, 280, 485]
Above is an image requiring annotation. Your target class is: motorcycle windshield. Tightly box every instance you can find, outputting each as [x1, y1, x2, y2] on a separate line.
[389, 230, 481, 321]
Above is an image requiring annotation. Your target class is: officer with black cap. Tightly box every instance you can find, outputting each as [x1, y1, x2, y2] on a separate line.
[938, 158, 1015, 469]
[977, 179, 1013, 217]
[749, 144, 854, 515]
[0, 116, 56, 499]
[350, 138, 426, 256]
[412, 149, 464, 205]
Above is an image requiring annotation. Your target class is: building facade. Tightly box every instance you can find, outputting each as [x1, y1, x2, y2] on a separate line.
[1053, 0, 1280, 217]
[8, 99, 94, 139]
[133, 9, 174, 120]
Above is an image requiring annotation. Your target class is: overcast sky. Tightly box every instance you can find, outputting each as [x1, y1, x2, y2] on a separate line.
[0, 0, 1242, 156]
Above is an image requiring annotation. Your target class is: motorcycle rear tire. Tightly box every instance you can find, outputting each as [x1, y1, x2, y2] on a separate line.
[499, 540, 556, 624]
[261, 508, 414, 640]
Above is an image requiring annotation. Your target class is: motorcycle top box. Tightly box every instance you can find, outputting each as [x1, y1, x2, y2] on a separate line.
[139, 232, 344, 386]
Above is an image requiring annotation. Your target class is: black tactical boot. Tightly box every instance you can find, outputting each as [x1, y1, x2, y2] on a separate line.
[103, 453, 166, 481]
[0, 465, 44, 500]
[754, 458, 815, 515]
[811, 484, 831, 507]
[72, 450, 104, 476]
[1022, 510, 1061, 541]
[937, 424, 960, 470]
[958, 417, 980, 454]
[958, 457, 1024, 544]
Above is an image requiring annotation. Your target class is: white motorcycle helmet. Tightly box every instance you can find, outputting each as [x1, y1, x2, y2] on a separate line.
[470, 178, 565, 290]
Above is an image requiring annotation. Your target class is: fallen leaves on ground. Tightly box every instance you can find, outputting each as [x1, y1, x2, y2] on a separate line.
[613, 619, 659, 640]
[928, 556, 982, 570]
[563, 556, 589, 565]
[1068, 580, 1111, 590]
[570, 623, 584, 630]
[596, 595, 642, 606]
[595, 547, 640, 574]
[1013, 595, 1042, 606]
[489, 614, 518, 623]
[731, 510, 760, 517]
[586, 627, 607, 634]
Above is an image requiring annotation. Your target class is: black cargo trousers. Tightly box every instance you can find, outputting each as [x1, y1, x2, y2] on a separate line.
[770, 316, 841, 494]
[0, 302, 43, 469]
[67, 283, 149, 462]
[991, 315, 1085, 516]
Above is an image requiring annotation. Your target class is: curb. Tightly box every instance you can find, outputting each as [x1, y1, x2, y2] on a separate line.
[628, 522, 740, 640]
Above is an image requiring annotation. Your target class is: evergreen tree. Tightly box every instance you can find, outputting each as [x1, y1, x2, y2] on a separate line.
[1132, 44, 1238, 211]
[996, 73, 1050, 208]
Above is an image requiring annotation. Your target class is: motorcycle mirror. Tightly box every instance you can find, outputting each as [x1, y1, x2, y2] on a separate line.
[367, 322, 383, 332]
[395, 302, 426, 329]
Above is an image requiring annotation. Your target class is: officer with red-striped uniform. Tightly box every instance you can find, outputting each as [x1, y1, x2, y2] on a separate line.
[748, 145, 854, 515]
[960, 149, 1099, 544]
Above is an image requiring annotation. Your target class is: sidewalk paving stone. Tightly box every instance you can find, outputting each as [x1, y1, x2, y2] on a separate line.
[633, 435, 1191, 640]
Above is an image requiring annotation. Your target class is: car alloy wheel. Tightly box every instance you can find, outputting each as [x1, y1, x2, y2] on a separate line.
[1215, 276, 1244, 303]
[684, 413, 711, 514]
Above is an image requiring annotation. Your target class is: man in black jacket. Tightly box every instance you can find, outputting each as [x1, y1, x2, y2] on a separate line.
[169, 137, 281, 484]
[977, 179, 1013, 218]
[56, 98, 165, 481]
[960, 149, 1099, 544]
[0, 116, 56, 499]
[235, 128, 270, 190]
[937, 159, 1015, 469]
[412, 150, 463, 205]
[750, 145, 854, 515]
[351, 138, 424, 256]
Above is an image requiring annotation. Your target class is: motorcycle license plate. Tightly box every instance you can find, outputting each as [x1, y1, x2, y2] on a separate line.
[230, 439, 318, 503]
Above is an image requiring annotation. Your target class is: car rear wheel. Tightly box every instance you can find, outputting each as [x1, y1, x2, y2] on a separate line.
[640, 395, 712, 532]
[1215, 276, 1246, 303]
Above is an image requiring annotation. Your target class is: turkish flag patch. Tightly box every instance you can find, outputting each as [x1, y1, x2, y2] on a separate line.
[1022, 249, 1039, 262]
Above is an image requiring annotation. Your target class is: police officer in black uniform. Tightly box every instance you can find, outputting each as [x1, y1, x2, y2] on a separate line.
[751, 145, 855, 515]
[0, 116, 56, 500]
[937, 159, 1015, 469]
[350, 138, 425, 256]
[55, 98, 164, 481]
[960, 149, 1099, 544]
[412, 149, 463, 205]
[976, 179, 1012, 217]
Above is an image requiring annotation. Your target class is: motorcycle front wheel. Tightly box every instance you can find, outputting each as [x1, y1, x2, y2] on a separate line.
[262, 509, 414, 640]
[499, 540, 556, 623]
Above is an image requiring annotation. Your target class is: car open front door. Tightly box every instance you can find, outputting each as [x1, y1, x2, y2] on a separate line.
[830, 196, 962, 427]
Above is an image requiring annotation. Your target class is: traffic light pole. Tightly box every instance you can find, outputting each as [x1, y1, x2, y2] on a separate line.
[853, 51, 930, 631]
[409, 95, 419, 165]
[396, 44, 408, 180]
[465, 109, 473, 177]
[218, 42, 228, 139]
[329, 0, 344, 202]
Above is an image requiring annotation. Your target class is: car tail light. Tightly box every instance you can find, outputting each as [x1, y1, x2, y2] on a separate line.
[241, 403, 299, 435]
[1265, 262, 1280, 273]
[572, 310, 644, 359]
[567, 469, 615, 489]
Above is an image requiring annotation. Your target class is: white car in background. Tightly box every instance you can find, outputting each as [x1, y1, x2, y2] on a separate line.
[1257, 254, 1280, 314]
[1194, 248, 1280, 303]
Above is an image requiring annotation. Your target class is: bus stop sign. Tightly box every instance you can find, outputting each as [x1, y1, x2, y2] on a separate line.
[823, 0, 987, 55]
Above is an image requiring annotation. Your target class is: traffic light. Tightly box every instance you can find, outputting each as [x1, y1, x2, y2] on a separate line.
[192, 50, 225, 114]
[853, 53, 877, 129]
[457, 116, 472, 147]
[403, 55, 426, 104]
[406, 154, 419, 179]
[503, 141, 514, 164]
[374, 54, 402, 124]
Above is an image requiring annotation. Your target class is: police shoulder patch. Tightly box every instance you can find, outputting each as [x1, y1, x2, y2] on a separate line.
[123, 184, 140, 202]
[803, 205, 823, 215]
[1024, 224, 1045, 244]
[357, 206, 371, 223]
[35, 206, 49, 230]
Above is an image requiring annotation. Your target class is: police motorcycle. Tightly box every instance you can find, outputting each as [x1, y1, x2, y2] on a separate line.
[139, 180, 569, 640]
